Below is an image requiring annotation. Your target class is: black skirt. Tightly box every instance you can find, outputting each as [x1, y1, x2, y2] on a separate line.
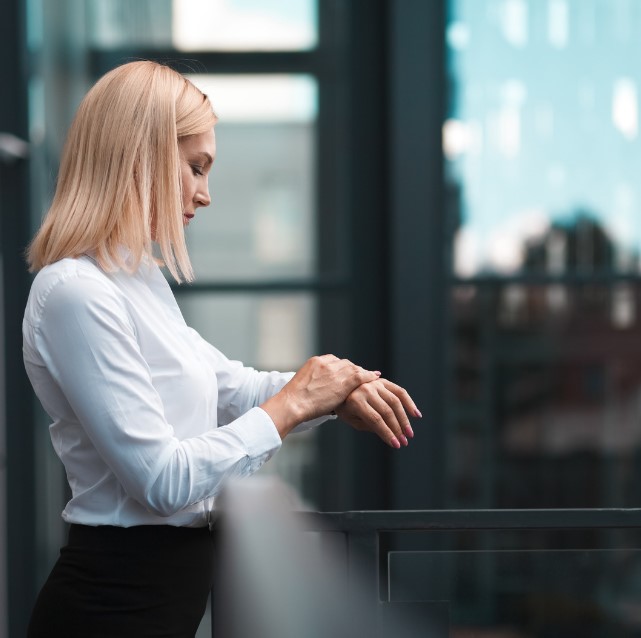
[27, 523, 215, 638]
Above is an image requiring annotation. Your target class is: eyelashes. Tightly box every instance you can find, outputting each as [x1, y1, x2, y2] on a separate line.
[190, 165, 204, 177]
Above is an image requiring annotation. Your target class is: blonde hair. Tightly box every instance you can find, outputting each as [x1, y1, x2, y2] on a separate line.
[27, 60, 217, 282]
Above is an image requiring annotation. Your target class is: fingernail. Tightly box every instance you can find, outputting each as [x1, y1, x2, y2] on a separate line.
[374, 370, 382, 376]
[400, 434, 409, 447]
[414, 408, 423, 418]
[390, 437, 401, 449]
[405, 424, 414, 438]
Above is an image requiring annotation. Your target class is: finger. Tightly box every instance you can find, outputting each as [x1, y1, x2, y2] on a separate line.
[355, 402, 403, 449]
[347, 382, 407, 444]
[373, 386, 413, 442]
[379, 379, 418, 413]
[380, 379, 422, 424]
[365, 390, 409, 446]
[337, 359, 381, 378]
[336, 362, 381, 395]
[350, 383, 414, 445]
[363, 405, 407, 450]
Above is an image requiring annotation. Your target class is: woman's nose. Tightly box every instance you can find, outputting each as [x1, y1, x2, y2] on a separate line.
[196, 184, 211, 208]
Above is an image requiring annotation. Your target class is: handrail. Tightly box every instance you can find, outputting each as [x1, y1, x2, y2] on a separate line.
[301, 507, 641, 532]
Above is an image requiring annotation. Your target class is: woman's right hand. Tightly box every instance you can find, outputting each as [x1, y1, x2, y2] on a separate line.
[334, 378, 421, 449]
[260, 355, 380, 439]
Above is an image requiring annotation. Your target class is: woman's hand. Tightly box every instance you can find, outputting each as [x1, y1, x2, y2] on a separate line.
[261, 355, 381, 439]
[334, 378, 421, 449]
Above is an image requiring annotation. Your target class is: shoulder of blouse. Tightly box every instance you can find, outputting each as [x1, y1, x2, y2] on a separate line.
[25, 257, 124, 330]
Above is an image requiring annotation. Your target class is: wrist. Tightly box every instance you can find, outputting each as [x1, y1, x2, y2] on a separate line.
[260, 391, 307, 439]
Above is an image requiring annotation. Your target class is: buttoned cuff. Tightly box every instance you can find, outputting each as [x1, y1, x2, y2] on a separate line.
[235, 406, 283, 470]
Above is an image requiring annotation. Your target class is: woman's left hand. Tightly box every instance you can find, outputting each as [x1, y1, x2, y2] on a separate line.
[334, 378, 421, 449]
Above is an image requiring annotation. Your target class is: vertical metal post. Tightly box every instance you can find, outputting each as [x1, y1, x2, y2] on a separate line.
[316, 0, 394, 512]
[0, 1, 36, 636]
[388, 0, 448, 509]
[339, 0, 393, 510]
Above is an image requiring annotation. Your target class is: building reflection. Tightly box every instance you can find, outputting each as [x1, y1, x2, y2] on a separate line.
[450, 209, 641, 511]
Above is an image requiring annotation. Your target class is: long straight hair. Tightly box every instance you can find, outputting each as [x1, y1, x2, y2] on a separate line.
[27, 60, 217, 282]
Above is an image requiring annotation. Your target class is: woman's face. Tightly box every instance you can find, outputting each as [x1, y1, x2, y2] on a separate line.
[178, 128, 216, 226]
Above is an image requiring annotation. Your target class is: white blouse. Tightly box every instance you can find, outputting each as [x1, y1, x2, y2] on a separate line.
[22, 255, 327, 528]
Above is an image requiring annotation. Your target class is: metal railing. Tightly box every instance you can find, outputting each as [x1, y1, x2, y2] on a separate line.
[303, 508, 641, 599]
[211, 507, 641, 637]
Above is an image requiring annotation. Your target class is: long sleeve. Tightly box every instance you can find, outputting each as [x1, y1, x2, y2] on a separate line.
[187, 328, 336, 432]
[24, 265, 282, 522]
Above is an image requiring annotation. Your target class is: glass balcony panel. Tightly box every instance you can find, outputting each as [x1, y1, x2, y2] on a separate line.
[389, 548, 641, 637]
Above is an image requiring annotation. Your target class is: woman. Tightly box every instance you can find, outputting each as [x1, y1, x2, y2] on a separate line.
[23, 60, 420, 637]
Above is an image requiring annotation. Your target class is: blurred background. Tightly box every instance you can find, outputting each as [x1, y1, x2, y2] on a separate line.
[4, 0, 641, 636]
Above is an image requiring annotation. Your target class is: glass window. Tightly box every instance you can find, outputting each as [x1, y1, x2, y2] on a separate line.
[88, 0, 174, 49]
[447, 0, 641, 278]
[87, 0, 318, 51]
[449, 281, 641, 509]
[173, 0, 318, 51]
[176, 291, 320, 501]
[185, 74, 318, 282]
[446, 0, 641, 511]
[175, 292, 317, 371]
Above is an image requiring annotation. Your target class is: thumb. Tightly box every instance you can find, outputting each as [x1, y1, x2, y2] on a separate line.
[359, 369, 381, 384]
